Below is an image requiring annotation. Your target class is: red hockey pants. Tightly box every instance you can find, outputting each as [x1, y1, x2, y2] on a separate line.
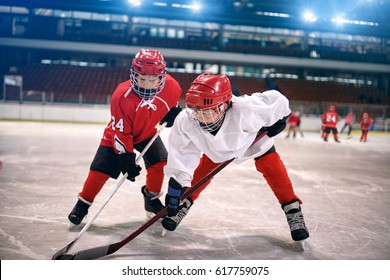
[188, 152, 301, 206]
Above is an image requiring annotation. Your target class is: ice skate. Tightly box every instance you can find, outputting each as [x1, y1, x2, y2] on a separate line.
[161, 198, 193, 231]
[283, 200, 309, 242]
[141, 186, 164, 218]
[161, 228, 168, 237]
[335, 138, 341, 143]
[68, 197, 91, 225]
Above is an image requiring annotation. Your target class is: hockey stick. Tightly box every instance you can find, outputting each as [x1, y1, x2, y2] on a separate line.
[53, 130, 267, 260]
[51, 122, 167, 260]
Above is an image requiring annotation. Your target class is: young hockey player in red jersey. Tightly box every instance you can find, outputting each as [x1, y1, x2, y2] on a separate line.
[161, 73, 309, 242]
[359, 112, 374, 142]
[285, 111, 302, 138]
[68, 49, 182, 225]
[321, 105, 340, 143]
[340, 111, 354, 138]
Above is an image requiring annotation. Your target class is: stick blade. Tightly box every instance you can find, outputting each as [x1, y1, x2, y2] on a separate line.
[71, 245, 110, 260]
[52, 240, 76, 260]
[53, 253, 76, 260]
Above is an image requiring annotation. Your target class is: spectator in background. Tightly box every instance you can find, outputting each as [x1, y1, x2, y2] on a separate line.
[232, 84, 241, 97]
[359, 112, 374, 143]
[321, 105, 340, 143]
[340, 110, 353, 139]
[265, 77, 281, 92]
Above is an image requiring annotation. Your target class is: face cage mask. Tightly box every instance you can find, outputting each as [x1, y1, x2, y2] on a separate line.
[130, 69, 166, 100]
[186, 103, 227, 133]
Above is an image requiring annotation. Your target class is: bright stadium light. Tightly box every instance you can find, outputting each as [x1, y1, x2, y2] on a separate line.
[191, 2, 201, 12]
[171, 1, 202, 12]
[303, 11, 317, 22]
[152, 2, 168, 7]
[331, 15, 379, 27]
[128, 0, 141, 7]
[332, 15, 347, 25]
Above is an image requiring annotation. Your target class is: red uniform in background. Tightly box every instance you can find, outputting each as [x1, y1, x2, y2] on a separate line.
[321, 105, 340, 143]
[285, 111, 303, 138]
[340, 112, 354, 137]
[359, 112, 374, 142]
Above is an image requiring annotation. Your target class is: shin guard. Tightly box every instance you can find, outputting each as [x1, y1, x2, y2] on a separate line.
[255, 152, 302, 205]
[79, 170, 110, 203]
[145, 160, 166, 193]
[189, 154, 219, 201]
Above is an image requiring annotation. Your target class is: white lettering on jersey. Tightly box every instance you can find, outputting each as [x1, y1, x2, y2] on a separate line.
[111, 116, 124, 133]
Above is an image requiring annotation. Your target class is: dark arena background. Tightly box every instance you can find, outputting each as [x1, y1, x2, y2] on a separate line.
[1, 0, 389, 279]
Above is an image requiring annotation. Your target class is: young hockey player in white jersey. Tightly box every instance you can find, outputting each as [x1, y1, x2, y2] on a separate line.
[161, 73, 309, 242]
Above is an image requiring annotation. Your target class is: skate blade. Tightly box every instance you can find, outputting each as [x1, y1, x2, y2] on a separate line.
[68, 222, 78, 230]
[145, 211, 155, 219]
[296, 240, 306, 251]
[161, 228, 167, 237]
[68, 222, 84, 231]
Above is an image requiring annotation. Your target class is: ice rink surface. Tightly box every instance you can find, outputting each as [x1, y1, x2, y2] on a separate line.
[0, 120, 389, 260]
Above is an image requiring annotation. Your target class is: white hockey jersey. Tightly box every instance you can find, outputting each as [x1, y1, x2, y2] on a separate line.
[164, 90, 291, 187]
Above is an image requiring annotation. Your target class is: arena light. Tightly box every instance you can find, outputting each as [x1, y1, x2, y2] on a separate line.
[152, 2, 168, 7]
[171, 1, 202, 12]
[256, 11, 290, 18]
[331, 15, 379, 27]
[128, 0, 141, 7]
[302, 11, 317, 22]
[332, 15, 346, 26]
[191, 2, 201, 12]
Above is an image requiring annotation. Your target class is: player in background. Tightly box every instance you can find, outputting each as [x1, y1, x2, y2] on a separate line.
[285, 111, 303, 138]
[359, 112, 374, 142]
[68, 49, 182, 225]
[320, 123, 325, 139]
[161, 73, 309, 242]
[340, 110, 353, 138]
[321, 105, 340, 143]
[295, 111, 304, 137]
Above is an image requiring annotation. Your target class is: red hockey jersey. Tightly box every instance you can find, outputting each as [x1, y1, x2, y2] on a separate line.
[360, 117, 373, 131]
[100, 74, 182, 154]
[287, 112, 300, 126]
[322, 111, 338, 129]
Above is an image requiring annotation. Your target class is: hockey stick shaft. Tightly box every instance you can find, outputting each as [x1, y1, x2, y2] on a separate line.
[52, 122, 167, 260]
[64, 130, 267, 260]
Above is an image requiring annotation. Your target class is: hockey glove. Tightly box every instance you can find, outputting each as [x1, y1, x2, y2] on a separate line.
[160, 106, 182, 127]
[165, 177, 186, 217]
[117, 152, 142, 182]
[261, 114, 290, 137]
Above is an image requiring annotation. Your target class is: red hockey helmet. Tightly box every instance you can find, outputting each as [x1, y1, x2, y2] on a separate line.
[328, 105, 336, 112]
[363, 112, 368, 118]
[130, 49, 166, 99]
[185, 73, 232, 132]
[186, 73, 232, 109]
